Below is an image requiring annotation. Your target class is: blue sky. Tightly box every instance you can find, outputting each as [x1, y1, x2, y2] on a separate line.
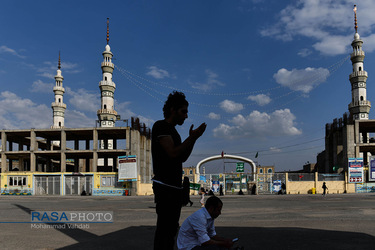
[1, 0, 375, 172]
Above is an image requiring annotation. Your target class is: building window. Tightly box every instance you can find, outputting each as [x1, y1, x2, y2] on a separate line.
[268, 169, 273, 173]
[189, 170, 193, 175]
[9, 176, 27, 186]
[360, 96, 364, 101]
[259, 169, 263, 174]
[101, 176, 117, 187]
[359, 67, 362, 71]
[105, 77, 107, 81]
[104, 104, 107, 109]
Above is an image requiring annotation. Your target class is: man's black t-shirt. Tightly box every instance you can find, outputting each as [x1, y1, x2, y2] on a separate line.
[152, 120, 183, 187]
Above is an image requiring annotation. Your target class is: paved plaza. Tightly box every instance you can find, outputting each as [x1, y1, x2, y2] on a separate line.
[0, 193, 374, 249]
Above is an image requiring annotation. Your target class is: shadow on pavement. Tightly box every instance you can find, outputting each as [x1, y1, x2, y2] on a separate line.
[57, 225, 375, 250]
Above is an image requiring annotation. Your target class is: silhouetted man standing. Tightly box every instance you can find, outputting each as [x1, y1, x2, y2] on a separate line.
[152, 91, 206, 250]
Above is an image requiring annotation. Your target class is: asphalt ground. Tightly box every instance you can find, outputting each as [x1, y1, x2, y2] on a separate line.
[0, 193, 374, 250]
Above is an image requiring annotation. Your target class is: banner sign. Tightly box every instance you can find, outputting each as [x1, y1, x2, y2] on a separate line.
[236, 162, 244, 172]
[370, 156, 375, 182]
[190, 183, 201, 191]
[348, 158, 363, 183]
[118, 155, 137, 181]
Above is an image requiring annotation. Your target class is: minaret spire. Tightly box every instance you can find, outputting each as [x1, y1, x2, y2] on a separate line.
[354, 5, 358, 33]
[51, 52, 66, 128]
[58, 51, 61, 69]
[106, 18, 110, 44]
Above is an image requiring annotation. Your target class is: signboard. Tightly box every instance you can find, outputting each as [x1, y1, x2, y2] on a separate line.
[273, 180, 281, 193]
[236, 162, 244, 173]
[118, 155, 137, 181]
[200, 175, 207, 182]
[212, 181, 220, 192]
[348, 158, 363, 183]
[370, 156, 375, 182]
[190, 183, 201, 191]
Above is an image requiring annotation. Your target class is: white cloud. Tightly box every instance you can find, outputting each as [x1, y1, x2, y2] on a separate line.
[260, 0, 375, 55]
[270, 147, 281, 152]
[64, 109, 95, 128]
[213, 109, 302, 139]
[297, 48, 312, 57]
[0, 45, 25, 58]
[273, 67, 330, 93]
[247, 94, 271, 106]
[219, 100, 244, 113]
[31, 80, 54, 93]
[146, 66, 170, 79]
[37, 61, 81, 79]
[208, 112, 221, 120]
[0, 91, 50, 129]
[66, 87, 99, 112]
[189, 69, 225, 91]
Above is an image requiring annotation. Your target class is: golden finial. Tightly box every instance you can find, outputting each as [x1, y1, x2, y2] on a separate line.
[354, 5, 358, 33]
[106, 18, 110, 44]
[58, 51, 61, 69]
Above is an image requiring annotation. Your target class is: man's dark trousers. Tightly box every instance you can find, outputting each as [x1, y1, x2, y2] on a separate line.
[153, 183, 182, 250]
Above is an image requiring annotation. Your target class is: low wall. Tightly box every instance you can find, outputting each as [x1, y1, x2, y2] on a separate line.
[286, 172, 356, 194]
[137, 183, 153, 196]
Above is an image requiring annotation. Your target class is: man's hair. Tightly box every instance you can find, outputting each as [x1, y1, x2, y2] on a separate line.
[163, 91, 188, 118]
[205, 196, 223, 209]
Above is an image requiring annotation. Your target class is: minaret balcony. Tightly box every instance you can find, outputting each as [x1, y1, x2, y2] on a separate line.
[101, 62, 114, 68]
[349, 70, 368, 79]
[51, 102, 67, 109]
[348, 100, 371, 110]
[99, 81, 116, 88]
[53, 86, 65, 92]
[97, 109, 118, 115]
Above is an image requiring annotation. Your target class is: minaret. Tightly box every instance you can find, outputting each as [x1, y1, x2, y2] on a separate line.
[97, 18, 117, 129]
[51, 52, 66, 128]
[348, 5, 371, 120]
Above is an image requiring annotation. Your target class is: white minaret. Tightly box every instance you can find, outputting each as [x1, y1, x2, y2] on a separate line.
[51, 52, 66, 128]
[97, 19, 117, 168]
[97, 18, 117, 129]
[348, 5, 371, 120]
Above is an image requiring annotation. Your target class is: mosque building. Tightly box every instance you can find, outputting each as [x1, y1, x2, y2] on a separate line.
[317, 5, 375, 184]
[0, 19, 153, 196]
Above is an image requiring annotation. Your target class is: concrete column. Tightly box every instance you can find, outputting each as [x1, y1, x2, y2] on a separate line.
[1, 131, 7, 173]
[60, 130, 66, 172]
[92, 129, 98, 172]
[18, 140, 23, 151]
[19, 158, 24, 171]
[30, 130, 36, 172]
[126, 128, 130, 150]
[285, 173, 289, 194]
[354, 120, 360, 144]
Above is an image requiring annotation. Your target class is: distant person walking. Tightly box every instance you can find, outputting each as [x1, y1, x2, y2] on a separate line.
[199, 187, 206, 207]
[219, 184, 224, 196]
[152, 91, 206, 250]
[182, 176, 193, 207]
[322, 182, 328, 196]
